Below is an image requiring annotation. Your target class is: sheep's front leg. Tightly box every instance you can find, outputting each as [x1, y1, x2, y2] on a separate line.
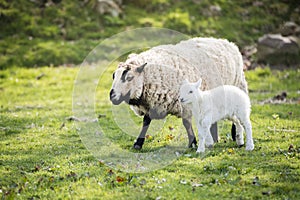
[133, 114, 151, 150]
[182, 118, 197, 148]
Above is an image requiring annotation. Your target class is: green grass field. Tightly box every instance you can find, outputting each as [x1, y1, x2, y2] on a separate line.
[0, 66, 299, 199]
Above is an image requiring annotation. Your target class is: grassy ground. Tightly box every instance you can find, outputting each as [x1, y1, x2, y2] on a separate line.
[0, 66, 299, 199]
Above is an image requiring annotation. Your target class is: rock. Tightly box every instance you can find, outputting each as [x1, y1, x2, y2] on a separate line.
[257, 34, 300, 65]
[203, 5, 222, 17]
[209, 5, 222, 15]
[95, 0, 122, 17]
[280, 21, 300, 36]
[242, 45, 257, 69]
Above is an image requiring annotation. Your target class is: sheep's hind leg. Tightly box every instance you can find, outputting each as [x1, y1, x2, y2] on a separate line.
[183, 118, 197, 148]
[210, 122, 218, 143]
[133, 114, 151, 150]
[232, 116, 244, 147]
[231, 123, 236, 141]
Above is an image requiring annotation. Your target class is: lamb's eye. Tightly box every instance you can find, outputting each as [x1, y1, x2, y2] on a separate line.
[189, 91, 193, 94]
[112, 72, 115, 80]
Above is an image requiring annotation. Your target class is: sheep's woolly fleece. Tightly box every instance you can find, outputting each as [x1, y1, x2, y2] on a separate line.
[118, 37, 248, 119]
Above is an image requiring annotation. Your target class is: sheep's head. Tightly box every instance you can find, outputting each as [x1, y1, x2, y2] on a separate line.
[109, 63, 147, 105]
[179, 78, 202, 104]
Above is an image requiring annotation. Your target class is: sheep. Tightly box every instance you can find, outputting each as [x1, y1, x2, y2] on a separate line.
[179, 78, 254, 153]
[109, 37, 248, 150]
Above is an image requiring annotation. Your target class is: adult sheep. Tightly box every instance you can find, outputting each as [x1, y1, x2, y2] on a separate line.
[109, 37, 248, 150]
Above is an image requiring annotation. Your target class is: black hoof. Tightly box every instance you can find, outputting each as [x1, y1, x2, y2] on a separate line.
[188, 137, 197, 148]
[133, 138, 145, 150]
[207, 144, 214, 149]
[238, 144, 244, 148]
[133, 144, 142, 150]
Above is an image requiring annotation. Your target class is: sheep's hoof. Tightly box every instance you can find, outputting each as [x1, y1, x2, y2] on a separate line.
[207, 144, 214, 149]
[133, 144, 142, 150]
[133, 138, 145, 150]
[188, 138, 197, 148]
[238, 144, 244, 148]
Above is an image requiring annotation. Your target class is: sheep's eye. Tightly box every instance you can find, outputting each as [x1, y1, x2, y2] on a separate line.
[126, 75, 134, 81]
[189, 91, 193, 94]
[112, 72, 115, 80]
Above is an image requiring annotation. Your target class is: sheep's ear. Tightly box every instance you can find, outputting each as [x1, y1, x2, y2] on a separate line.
[136, 63, 147, 73]
[118, 62, 124, 68]
[128, 53, 137, 59]
[195, 78, 202, 88]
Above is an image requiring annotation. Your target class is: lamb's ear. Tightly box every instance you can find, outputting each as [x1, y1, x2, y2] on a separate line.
[195, 78, 202, 88]
[182, 79, 189, 85]
[136, 63, 147, 73]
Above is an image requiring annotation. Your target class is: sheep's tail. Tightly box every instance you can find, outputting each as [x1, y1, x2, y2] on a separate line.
[238, 72, 249, 94]
[232, 42, 248, 94]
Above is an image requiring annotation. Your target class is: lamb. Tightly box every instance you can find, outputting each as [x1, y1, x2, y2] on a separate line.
[179, 78, 254, 153]
[109, 37, 248, 150]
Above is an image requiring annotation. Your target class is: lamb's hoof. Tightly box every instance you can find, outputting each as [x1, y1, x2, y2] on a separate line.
[207, 144, 214, 149]
[238, 144, 244, 148]
[245, 144, 254, 151]
[196, 149, 205, 154]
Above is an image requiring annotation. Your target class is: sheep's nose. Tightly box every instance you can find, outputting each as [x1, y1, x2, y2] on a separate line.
[110, 89, 115, 98]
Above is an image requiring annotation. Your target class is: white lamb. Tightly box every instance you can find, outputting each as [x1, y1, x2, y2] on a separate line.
[179, 78, 254, 153]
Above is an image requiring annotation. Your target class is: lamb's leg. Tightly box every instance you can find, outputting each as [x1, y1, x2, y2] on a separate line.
[133, 114, 151, 150]
[243, 120, 254, 151]
[196, 124, 206, 153]
[210, 122, 218, 143]
[182, 118, 197, 148]
[196, 118, 211, 153]
[239, 115, 254, 151]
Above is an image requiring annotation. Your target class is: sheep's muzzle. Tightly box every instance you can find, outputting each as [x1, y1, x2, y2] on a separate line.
[109, 89, 131, 105]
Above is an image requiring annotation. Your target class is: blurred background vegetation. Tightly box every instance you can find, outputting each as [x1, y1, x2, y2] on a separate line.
[0, 0, 299, 69]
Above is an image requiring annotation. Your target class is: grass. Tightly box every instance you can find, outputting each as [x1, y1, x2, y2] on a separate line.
[1, 0, 299, 69]
[0, 66, 299, 199]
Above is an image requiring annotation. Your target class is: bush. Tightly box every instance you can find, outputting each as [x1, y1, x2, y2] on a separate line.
[164, 9, 192, 33]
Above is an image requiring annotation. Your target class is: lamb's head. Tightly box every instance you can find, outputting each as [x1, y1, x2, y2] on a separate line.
[179, 78, 202, 105]
[109, 63, 147, 105]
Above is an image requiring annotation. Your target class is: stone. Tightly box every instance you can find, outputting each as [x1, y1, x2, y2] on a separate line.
[257, 34, 300, 65]
[280, 21, 300, 36]
[95, 0, 122, 17]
